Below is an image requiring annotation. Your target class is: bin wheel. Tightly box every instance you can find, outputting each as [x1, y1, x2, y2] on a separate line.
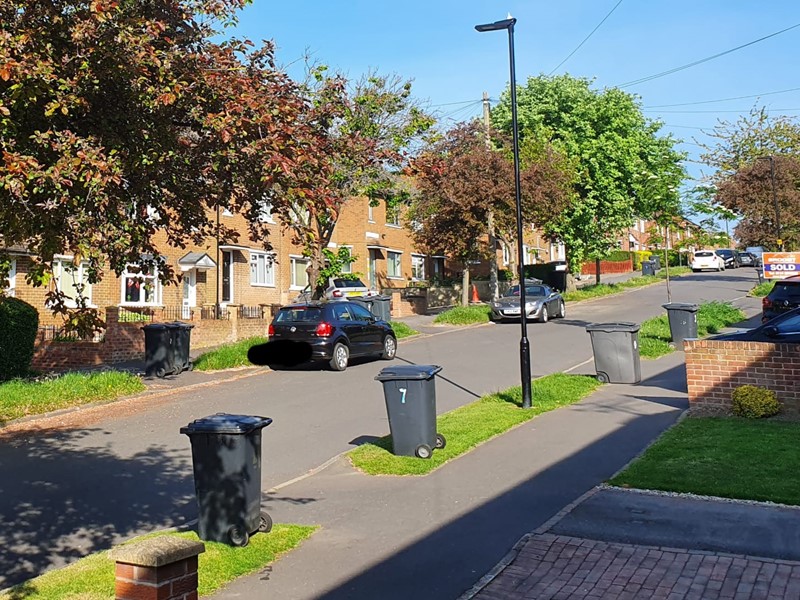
[596, 372, 610, 384]
[435, 434, 447, 450]
[228, 524, 250, 547]
[155, 367, 166, 378]
[329, 343, 349, 371]
[187, 361, 194, 372]
[415, 444, 432, 459]
[258, 511, 273, 533]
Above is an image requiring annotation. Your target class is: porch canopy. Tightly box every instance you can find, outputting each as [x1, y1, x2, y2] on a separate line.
[178, 252, 216, 272]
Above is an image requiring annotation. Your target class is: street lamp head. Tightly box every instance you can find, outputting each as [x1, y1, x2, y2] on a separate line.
[475, 17, 516, 32]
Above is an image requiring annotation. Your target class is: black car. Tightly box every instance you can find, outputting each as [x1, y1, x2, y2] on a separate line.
[736, 251, 756, 267]
[715, 306, 800, 343]
[268, 300, 396, 371]
[762, 275, 800, 322]
[715, 248, 740, 268]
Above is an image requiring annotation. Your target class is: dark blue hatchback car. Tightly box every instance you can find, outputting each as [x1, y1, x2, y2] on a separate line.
[268, 300, 397, 371]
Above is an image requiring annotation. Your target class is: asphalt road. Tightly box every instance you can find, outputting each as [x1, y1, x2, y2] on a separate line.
[0, 268, 763, 589]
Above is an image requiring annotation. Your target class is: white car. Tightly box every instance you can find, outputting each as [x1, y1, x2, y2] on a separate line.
[324, 277, 379, 299]
[691, 250, 725, 272]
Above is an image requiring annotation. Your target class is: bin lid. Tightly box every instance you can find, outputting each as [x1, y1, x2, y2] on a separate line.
[585, 322, 640, 333]
[142, 323, 169, 331]
[662, 302, 699, 312]
[375, 364, 442, 382]
[180, 413, 272, 435]
[167, 321, 195, 329]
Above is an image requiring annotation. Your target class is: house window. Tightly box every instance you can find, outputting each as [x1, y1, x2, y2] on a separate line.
[340, 246, 353, 274]
[121, 263, 159, 305]
[386, 203, 400, 227]
[432, 257, 445, 281]
[411, 255, 425, 280]
[290, 257, 309, 289]
[502, 245, 511, 266]
[387, 251, 402, 278]
[3, 259, 16, 297]
[250, 252, 275, 286]
[54, 259, 92, 306]
[257, 201, 275, 223]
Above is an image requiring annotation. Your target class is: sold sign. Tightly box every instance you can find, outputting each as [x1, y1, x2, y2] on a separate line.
[763, 252, 800, 279]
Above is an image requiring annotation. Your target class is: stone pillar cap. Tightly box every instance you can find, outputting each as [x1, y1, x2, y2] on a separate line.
[109, 535, 205, 567]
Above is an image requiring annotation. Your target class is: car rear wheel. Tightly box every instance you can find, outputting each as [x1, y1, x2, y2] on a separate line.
[381, 335, 397, 360]
[330, 342, 349, 371]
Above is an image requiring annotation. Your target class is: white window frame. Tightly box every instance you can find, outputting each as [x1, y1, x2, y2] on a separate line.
[53, 258, 93, 307]
[368, 203, 375, 222]
[387, 250, 403, 279]
[4, 258, 16, 297]
[386, 203, 401, 227]
[339, 246, 354, 274]
[249, 251, 275, 287]
[411, 254, 425, 280]
[502, 245, 511, 266]
[290, 256, 310, 290]
[257, 200, 275, 223]
[120, 263, 161, 306]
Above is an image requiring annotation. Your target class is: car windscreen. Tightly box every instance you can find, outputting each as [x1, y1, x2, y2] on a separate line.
[504, 286, 547, 297]
[716, 250, 733, 257]
[772, 283, 800, 301]
[275, 307, 323, 322]
[333, 278, 366, 288]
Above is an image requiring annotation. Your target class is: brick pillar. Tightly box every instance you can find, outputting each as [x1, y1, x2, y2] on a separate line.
[110, 536, 205, 600]
[391, 291, 402, 318]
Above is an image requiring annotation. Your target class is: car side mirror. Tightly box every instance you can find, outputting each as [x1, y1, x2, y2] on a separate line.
[764, 326, 780, 338]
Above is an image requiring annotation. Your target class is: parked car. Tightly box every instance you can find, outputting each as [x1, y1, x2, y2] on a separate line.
[489, 282, 565, 323]
[714, 306, 800, 343]
[746, 246, 766, 267]
[762, 275, 800, 322]
[324, 277, 378, 300]
[736, 251, 757, 267]
[691, 250, 725, 272]
[715, 248, 740, 268]
[268, 300, 396, 371]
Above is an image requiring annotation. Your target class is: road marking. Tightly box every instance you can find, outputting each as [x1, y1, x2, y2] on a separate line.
[563, 357, 594, 373]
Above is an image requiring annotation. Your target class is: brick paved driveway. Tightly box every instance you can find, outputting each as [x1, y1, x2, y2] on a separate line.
[472, 533, 800, 600]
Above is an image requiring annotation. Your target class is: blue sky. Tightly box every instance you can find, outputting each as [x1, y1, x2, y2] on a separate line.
[231, 1, 800, 190]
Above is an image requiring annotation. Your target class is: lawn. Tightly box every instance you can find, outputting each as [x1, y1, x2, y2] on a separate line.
[0, 526, 316, 600]
[349, 373, 601, 476]
[433, 304, 491, 325]
[750, 280, 774, 297]
[390, 321, 420, 338]
[193, 336, 269, 371]
[610, 417, 800, 506]
[0, 371, 146, 426]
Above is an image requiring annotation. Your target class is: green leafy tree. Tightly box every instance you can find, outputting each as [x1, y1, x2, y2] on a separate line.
[491, 74, 685, 273]
[275, 68, 435, 299]
[317, 247, 359, 288]
[0, 0, 319, 333]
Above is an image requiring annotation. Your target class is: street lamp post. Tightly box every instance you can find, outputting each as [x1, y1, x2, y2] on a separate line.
[475, 16, 532, 408]
[757, 156, 783, 250]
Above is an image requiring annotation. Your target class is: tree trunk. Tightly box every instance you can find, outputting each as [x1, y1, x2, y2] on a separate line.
[595, 257, 601, 285]
[461, 266, 470, 306]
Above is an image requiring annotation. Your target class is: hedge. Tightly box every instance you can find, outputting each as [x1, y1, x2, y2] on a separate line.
[0, 297, 39, 381]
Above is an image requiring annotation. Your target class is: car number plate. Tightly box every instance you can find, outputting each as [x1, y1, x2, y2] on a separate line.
[503, 308, 520, 315]
[345, 291, 364, 296]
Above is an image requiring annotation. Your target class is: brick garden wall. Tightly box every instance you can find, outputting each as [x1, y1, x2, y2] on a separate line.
[580, 259, 633, 275]
[32, 306, 268, 373]
[684, 339, 800, 418]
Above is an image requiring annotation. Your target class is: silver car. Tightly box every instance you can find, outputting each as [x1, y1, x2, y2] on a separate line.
[490, 282, 566, 323]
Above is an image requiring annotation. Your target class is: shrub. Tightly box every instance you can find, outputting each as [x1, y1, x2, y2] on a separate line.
[0, 297, 39, 381]
[631, 251, 652, 270]
[606, 250, 632, 262]
[731, 385, 780, 419]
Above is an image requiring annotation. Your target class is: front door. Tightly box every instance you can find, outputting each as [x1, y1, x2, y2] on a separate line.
[182, 270, 196, 319]
[368, 250, 378, 289]
[222, 251, 232, 303]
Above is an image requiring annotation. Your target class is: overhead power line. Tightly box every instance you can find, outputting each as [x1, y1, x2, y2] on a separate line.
[617, 22, 800, 88]
[645, 107, 800, 114]
[644, 86, 800, 108]
[549, 0, 624, 75]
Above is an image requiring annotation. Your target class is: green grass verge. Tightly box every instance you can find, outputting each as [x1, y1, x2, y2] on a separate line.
[0, 371, 145, 426]
[609, 417, 800, 505]
[390, 321, 419, 338]
[193, 336, 269, 371]
[563, 267, 692, 302]
[0, 526, 316, 599]
[349, 373, 601, 476]
[750, 280, 774, 297]
[432, 304, 491, 325]
[638, 301, 746, 359]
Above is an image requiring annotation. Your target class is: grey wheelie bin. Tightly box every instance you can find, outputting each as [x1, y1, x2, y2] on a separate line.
[143, 323, 174, 377]
[585, 322, 641, 384]
[651, 254, 661, 270]
[642, 260, 656, 277]
[375, 365, 446, 459]
[662, 303, 698, 347]
[169, 321, 195, 373]
[370, 295, 392, 322]
[180, 414, 273, 547]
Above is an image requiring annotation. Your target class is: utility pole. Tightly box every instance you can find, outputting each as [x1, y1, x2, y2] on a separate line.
[483, 91, 500, 301]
